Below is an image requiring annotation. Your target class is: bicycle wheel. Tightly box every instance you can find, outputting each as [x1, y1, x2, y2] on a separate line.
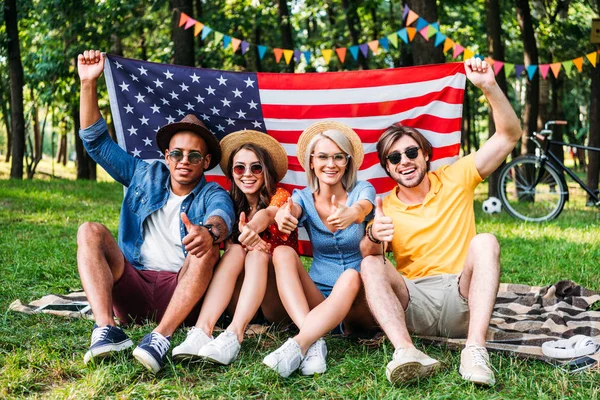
[497, 155, 567, 222]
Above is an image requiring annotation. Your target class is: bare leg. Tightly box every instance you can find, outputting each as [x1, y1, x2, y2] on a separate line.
[195, 244, 246, 336]
[154, 245, 220, 337]
[260, 258, 290, 325]
[459, 234, 500, 346]
[76, 222, 125, 326]
[360, 255, 414, 349]
[342, 278, 378, 335]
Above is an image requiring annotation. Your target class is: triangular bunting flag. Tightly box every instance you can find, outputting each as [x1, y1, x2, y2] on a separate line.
[550, 62, 562, 78]
[493, 61, 504, 76]
[406, 10, 419, 26]
[241, 41, 250, 55]
[387, 33, 398, 48]
[406, 27, 417, 41]
[431, 22, 440, 31]
[504, 63, 515, 76]
[452, 45, 464, 59]
[368, 40, 379, 54]
[397, 29, 409, 44]
[294, 50, 302, 63]
[273, 48, 283, 63]
[283, 49, 294, 64]
[586, 52, 597, 68]
[419, 26, 430, 40]
[231, 38, 242, 53]
[463, 48, 474, 60]
[213, 31, 223, 43]
[484, 57, 494, 65]
[303, 51, 311, 63]
[515, 64, 525, 78]
[562, 60, 573, 76]
[379, 37, 389, 51]
[415, 18, 428, 31]
[403, 4, 409, 20]
[257, 45, 267, 60]
[201, 26, 212, 40]
[223, 35, 231, 49]
[321, 49, 333, 64]
[443, 38, 454, 54]
[572, 57, 583, 72]
[194, 22, 205, 37]
[434, 32, 446, 47]
[349, 45, 359, 60]
[539, 64, 550, 79]
[335, 48, 347, 63]
[475, 54, 484, 60]
[184, 17, 196, 30]
[359, 43, 369, 57]
[427, 25, 437, 39]
[526, 65, 538, 80]
[179, 12, 189, 27]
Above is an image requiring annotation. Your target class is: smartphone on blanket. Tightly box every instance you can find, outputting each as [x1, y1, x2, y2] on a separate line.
[559, 356, 598, 374]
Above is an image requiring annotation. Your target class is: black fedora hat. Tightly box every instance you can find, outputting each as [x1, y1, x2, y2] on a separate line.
[156, 114, 221, 170]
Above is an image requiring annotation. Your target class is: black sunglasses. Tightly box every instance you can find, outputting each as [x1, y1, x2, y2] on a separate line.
[168, 149, 204, 164]
[386, 146, 420, 165]
[233, 163, 264, 176]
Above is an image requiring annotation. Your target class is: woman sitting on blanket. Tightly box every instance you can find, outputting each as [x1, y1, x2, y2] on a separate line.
[263, 121, 378, 377]
[172, 130, 298, 365]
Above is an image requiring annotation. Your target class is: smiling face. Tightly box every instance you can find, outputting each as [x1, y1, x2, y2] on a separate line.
[310, 137, 348, 189]
[386, 135, 429, 189]
[166, 131, 211, 195]
[231, 148, 265, 197]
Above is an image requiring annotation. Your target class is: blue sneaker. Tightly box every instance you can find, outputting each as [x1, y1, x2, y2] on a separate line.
[83, 324, 133, 365]
[132, 332, 171, 373]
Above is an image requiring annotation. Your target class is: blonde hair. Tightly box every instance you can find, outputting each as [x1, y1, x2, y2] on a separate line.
[303, 129, 357, 193]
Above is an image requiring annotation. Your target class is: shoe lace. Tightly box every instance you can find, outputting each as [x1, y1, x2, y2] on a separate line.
[467, 345, 491, 370]
[216, 331, 238, 349]
[91, 326, 111, 345]
[150, 333, 170, 356]
[304, 340, 323, 361]
[277, 339, 301, 359]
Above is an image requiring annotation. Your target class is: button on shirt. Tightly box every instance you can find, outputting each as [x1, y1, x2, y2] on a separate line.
[79, 118, 235, 271]
[292, 181, 375, 289]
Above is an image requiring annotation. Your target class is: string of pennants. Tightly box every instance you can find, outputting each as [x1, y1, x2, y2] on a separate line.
[178, 5, 600, 80]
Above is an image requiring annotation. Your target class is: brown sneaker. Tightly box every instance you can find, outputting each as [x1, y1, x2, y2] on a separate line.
[459, 344, 496, 386]
[385, 347, 441, 384]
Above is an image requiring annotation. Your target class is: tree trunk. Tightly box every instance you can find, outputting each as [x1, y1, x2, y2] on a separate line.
[485, 0, 509, 197]
[516, 0, 540, 156]
[4, 0, 25, 179]
[406, 0, 444, 65]
[72, 102, 96, 180]
[195, 0, 205, 67]
[1, 88, 11, 162]
[341, 0, 369, 69]
[587, 43, 600, 202]
[172, 0, 194, 66]
[277, 0, 295, 72]
[57, 133, 67, 166]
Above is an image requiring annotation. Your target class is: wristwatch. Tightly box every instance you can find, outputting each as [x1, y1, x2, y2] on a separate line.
[202, 224, 219, 243]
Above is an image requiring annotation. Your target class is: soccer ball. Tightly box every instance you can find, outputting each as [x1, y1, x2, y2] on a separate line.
[482, 197, 502, 214]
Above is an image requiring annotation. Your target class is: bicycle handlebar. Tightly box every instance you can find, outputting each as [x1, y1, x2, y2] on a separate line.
[544, 120, 567, 130]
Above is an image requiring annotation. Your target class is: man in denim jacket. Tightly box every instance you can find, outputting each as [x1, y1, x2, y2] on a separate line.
[77, 50, 234, 373]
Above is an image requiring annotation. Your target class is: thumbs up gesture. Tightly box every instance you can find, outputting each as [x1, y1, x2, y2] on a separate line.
[372, 197, 394, 243]
[181, 212, 213, 258]
[326, 194, 357, 230]
[275, 198, 298, 235]
[238, 211, 271, 253]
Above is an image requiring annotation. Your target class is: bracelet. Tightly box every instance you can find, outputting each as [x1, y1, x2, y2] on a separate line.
[366, 224, 381, 244]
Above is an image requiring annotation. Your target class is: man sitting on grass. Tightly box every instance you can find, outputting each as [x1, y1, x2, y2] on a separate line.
[360, 57, 522, 386]
[76, 50, 234, 373]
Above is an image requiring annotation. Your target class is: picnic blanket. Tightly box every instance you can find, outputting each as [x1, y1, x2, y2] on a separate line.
[10, 280, 600, 361]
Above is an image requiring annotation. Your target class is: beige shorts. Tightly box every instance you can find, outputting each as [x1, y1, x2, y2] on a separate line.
[402, 274, 469, 338]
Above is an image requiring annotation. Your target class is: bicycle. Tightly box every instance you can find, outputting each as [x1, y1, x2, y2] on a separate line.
[497, 120, 600, 222]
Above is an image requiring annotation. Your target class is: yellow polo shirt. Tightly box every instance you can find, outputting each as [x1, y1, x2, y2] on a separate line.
[383, 153, 482, 279]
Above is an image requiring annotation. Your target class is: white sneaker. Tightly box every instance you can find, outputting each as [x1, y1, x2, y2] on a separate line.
[263, 338, 304, 378]
[172, 327, 214, 361]
[198, 330, 241, 365]
[385, 347, 441, 384]
[459, 344, 495, 386]
[300, 338, 327, 375]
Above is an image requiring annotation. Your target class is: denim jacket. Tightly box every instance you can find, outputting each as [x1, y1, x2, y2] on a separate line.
[79, 118, 234, 269]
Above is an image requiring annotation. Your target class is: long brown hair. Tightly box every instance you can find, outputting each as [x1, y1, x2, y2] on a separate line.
[226, 143, 278, 237]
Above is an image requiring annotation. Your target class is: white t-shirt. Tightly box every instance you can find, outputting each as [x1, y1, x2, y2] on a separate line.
[139, 190, 188, 272]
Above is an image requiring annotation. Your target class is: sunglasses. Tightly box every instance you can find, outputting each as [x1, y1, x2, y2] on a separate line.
[168, 149, 204, 164]
[311, 153, 350, 167]
[233, 163, 264, 176]
[386, 146, 420, 165]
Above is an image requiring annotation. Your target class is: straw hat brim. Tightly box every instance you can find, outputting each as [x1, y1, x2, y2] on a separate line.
[156, 121, 221, 170]
[296, 121, 364, 170]
[219, 130, 289, 182]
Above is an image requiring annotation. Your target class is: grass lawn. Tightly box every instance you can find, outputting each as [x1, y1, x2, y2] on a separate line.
[1, 159, 599, 399]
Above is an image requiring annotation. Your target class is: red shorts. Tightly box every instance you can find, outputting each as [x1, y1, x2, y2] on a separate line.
[112, 258, 201, 326]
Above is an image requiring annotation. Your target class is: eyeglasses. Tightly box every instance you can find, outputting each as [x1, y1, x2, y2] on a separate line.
[233, 163, 264, 176]
[167, 149, 204, 164]
[386, 146, 420, 165]
[311, 153, 350, 167]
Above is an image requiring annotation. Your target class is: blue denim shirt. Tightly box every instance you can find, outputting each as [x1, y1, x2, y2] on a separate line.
[292, 181, 375, 288]
[79, 118, 234, 270]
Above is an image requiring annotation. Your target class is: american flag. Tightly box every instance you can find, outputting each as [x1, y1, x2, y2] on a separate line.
[104, 54, 466, 255]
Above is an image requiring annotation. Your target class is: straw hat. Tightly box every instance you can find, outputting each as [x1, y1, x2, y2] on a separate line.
[296, 121, 364, 170]
[156, 114, 221, 170]
[219, 130, 289, 182]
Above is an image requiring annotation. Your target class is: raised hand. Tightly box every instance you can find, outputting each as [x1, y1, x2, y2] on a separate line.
[464, 57, 496, 90]
[78, 50, 105, 82]
[372, 197, 394, 243]
[238, 211, 271, 253]
[326, 194, 357, 230]
[275, 198, 298, 235]
[181, 212, 213, 258]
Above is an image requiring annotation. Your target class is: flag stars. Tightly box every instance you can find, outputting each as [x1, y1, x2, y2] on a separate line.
[236, 109, 247, 119]
[252, 120, 263, 128]
[145, 86, 154, 94]
[244, 77, 255, 88]
[134, 93, 145, 103]
[221, 98, 232, 107]
[210, 106, 220, 115]
[217, 75, 228, 86]
[124, 104, 134, 114]
[215, 124, 225, 132]
[190, 73, 201, 83]
[176, 109, 185, 116]
[157, 150, 164, 158]
[114, 61, 123, 69]
[226, 118, 235, 126]
[131, 148, 141, 157]
[143, 137, 153, 146]
[160, 98, 170, 105]
[169, 91, 179, 100]
[119, 82, 129, 92]
[179, 82, 189, 92]
[248, 100, 258, 110]
[154, 126, 161, 133]
[164, 70, 174, 80]
[138, 66, 148, 76]
[150, 104, 161, 113]
[232, 88, 243, 98]
[129, 73, 139, 82]
[154, 78, 164, 88]
[200, 114, 210, 121]
[195, 94, 205, 104]
[205, 86, 216, 95]
[128, 126, 138, 136]
[165, 115, 176, 124]
[139, 116, 149, 125]
[185, 102, 194, 110]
